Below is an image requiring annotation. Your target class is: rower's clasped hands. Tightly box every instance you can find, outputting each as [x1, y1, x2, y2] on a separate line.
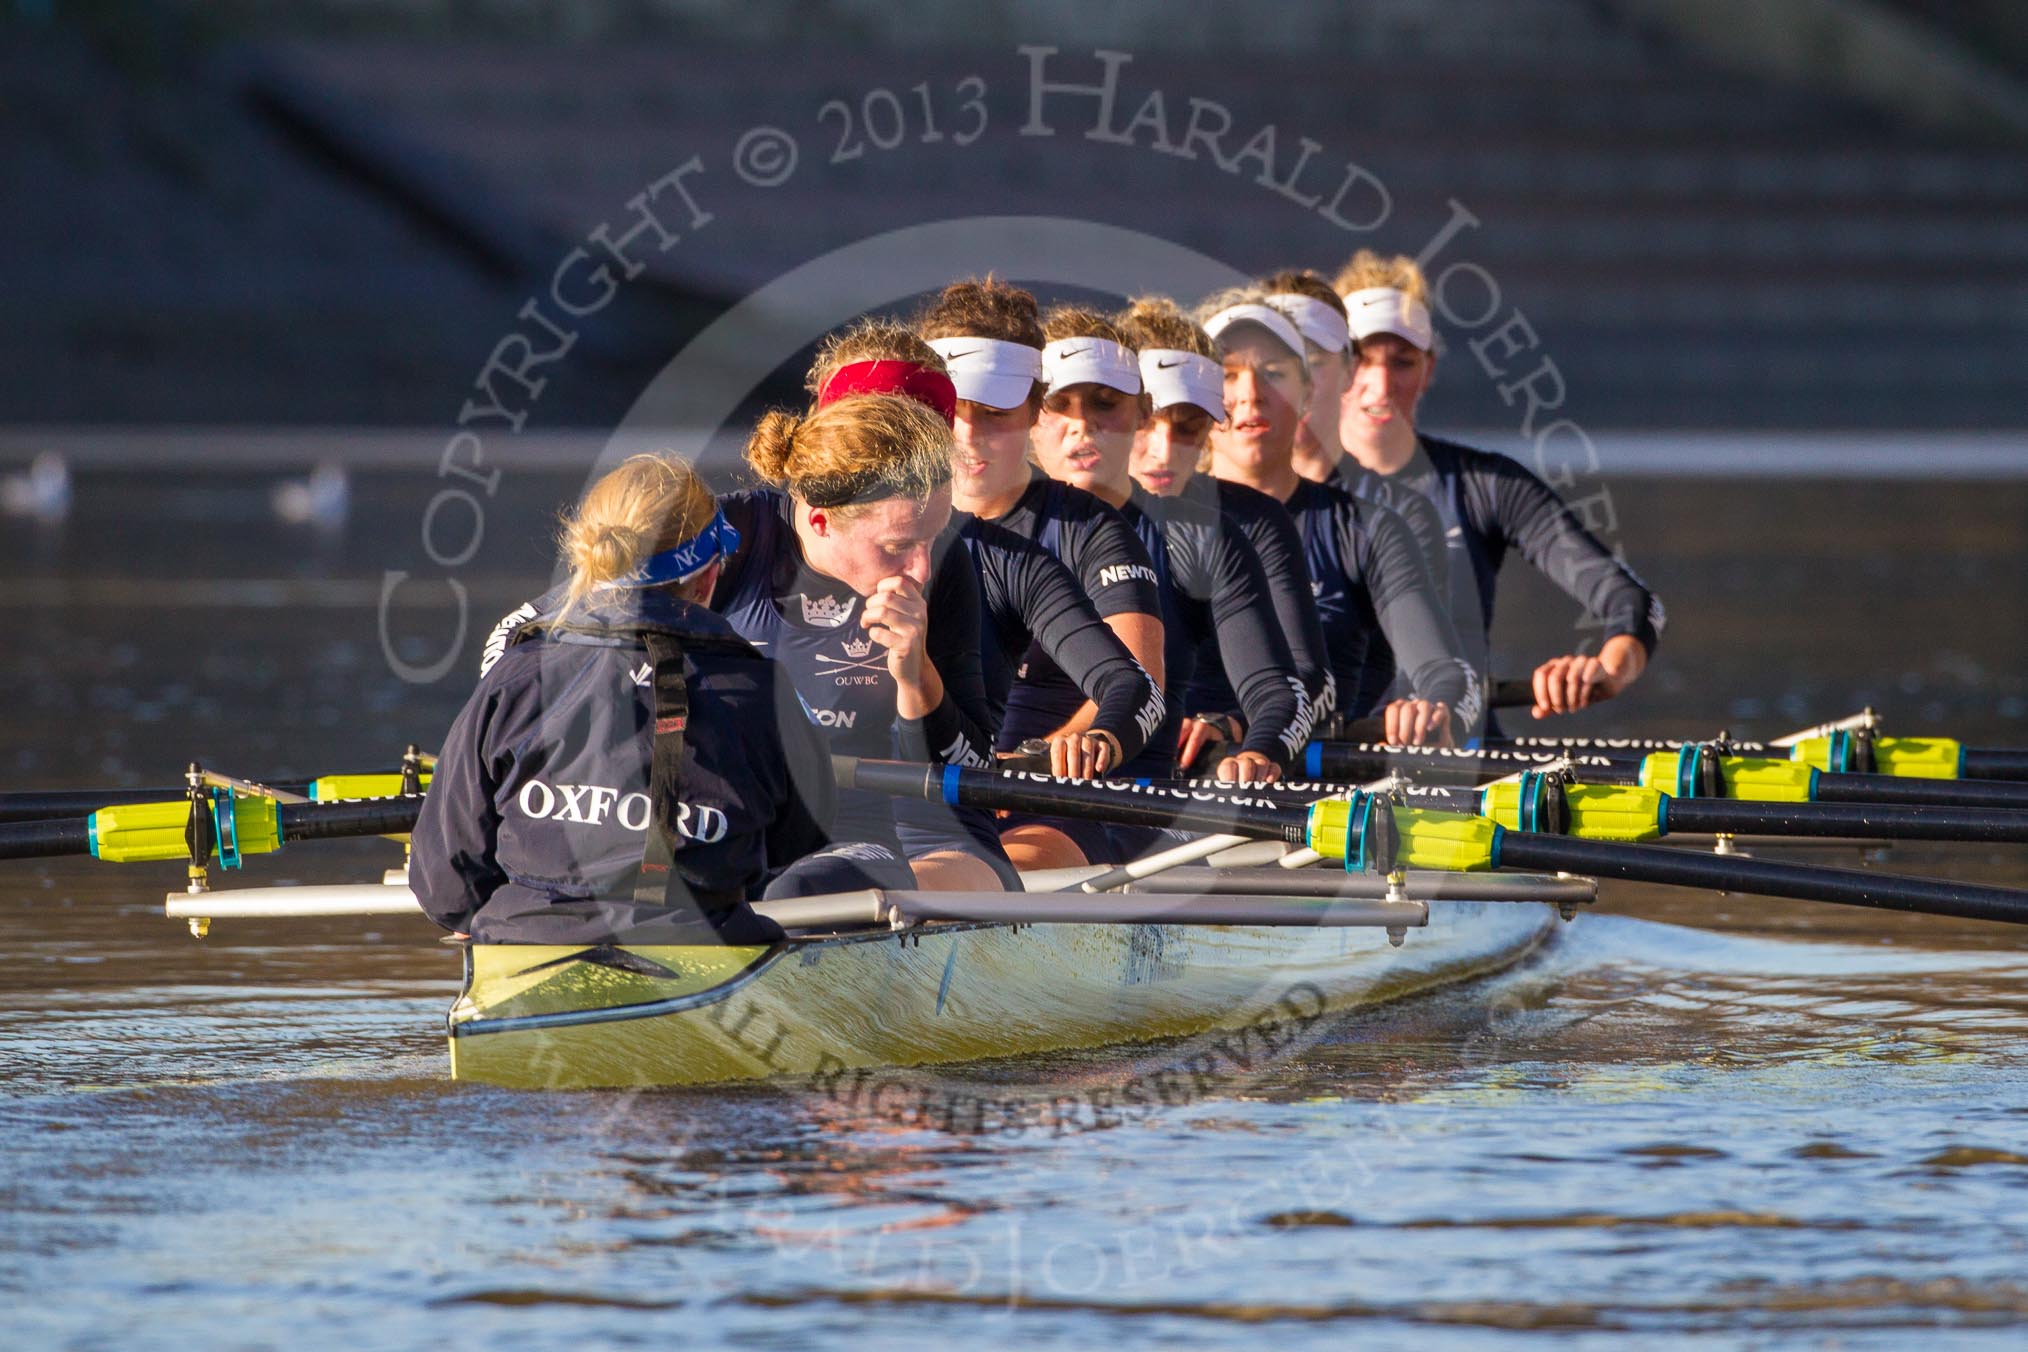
[862, 575, 929, 685]
[1382, 697, 1454, 747]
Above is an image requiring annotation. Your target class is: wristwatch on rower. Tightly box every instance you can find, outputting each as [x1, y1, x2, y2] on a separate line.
[1189, 712, 1244, 744]
[1007, 730, 1124, 773]
[1085, 728, 1124, 769]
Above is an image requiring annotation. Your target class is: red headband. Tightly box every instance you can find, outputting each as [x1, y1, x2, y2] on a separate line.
[818, 360, 958, 426]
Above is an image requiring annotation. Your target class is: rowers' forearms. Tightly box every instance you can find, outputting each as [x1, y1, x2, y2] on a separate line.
[1601, 634, 1648, 684]
[895, 660, 944, 721]
[1049, 700, 1101, 738]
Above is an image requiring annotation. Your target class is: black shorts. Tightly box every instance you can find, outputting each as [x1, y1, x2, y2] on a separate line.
[763, 841, 917, 900]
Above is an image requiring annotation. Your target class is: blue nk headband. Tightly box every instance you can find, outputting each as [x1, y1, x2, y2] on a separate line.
[606, 510, 741, 589]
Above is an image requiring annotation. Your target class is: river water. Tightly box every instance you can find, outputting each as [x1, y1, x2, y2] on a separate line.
[4, 466, 2027, 1347]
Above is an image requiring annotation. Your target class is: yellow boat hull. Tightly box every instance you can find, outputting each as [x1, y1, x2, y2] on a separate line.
[447, 899, 1560, 1090]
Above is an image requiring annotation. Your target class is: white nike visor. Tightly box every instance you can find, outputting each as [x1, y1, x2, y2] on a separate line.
[925, 336, 1043, 411]
[1041, 336, 1141, 397]
[1202, 303, 1310, 371]
[1343, 286, 1435, 351]
[1138, 349, 1226, 423]
[1266, 292, 1350, 354]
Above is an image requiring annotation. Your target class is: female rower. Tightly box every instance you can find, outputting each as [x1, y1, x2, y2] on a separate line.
[1332, 250, 1664, 721]
[1029, 304, 1306, 786]
[1199, 288, 1483, 745]
[717, 392, 1014, 894]
[976, 302, 1301, 867]
[1115, 295, 1334, 771]
[1262, 269, 1355, 489]
[412, 454, 831, 946]
[810, 312, 1163, 780]
[1262, 269, 1451, 586]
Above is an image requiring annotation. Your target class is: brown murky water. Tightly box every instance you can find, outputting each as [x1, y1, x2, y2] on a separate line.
[5, 466, 2028, 1347]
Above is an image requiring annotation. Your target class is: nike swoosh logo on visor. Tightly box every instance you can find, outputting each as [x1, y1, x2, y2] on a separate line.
[1155, 358, 1188, 369]
[1057, 347, 1091, 359]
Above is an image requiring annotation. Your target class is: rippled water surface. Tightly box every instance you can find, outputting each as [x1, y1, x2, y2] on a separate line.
[5, 470, 2028, 1348]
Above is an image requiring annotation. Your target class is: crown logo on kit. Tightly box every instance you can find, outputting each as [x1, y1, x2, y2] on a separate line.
[841, 635, 874, 659]
[800, 593, 857, 627]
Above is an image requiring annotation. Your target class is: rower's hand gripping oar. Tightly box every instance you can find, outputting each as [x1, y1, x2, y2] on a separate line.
[838, 756, 2028, 928]
[1183, 679, 1542, 773]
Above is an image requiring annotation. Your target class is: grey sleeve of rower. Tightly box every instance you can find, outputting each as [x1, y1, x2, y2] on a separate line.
[1363, 504, 1485, 731]
[409, 681, 511, 933]
[1353, 470, 1451, 601]
[1020, 547, 1165, 760]
[1489, 458, 1665, 654]
[1204, 519, 1310, 764]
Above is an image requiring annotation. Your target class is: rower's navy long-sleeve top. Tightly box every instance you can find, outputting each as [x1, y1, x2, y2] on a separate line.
[961, 512, 1165, 759]
[1179, 476, 1334, 729]
[1356, 435, 1666, 668]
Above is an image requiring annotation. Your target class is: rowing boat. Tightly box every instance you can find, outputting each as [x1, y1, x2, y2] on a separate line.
[18, 709, 2028, 1092]
[166, 865, 1584, 1090]
[445, 878, 1573, 1091]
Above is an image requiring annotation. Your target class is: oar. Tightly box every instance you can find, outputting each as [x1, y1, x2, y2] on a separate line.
[843, 757, 2028, 927]
[0, 792, 425, 864]
[1305, 740, 2028, 812]
[834, 756, 1310, 845]
[1069, 772, 1401, 892]
[1490, 730, 2028, 784]
[1399, 779, 2028, 846]
[1163, 773, 2028, 846]
[1482, 707, 1879, 758]
[0, 756, 434, 826]
[1305, 741, 1620, 784]
[1631, 748, 2028, 812]
[0, 782, 315, 826]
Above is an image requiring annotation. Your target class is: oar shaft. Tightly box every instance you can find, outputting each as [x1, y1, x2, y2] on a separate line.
[837, 758, 1308, 844]
[0, 794, 425, 864]
[1392, 781, 2028, 844]
[1663, 796, 2028, 843]
[0, 818, 91, 861]
[0, 784, 324, 827]
[1815, 773, 2028, 811]
[1964, 748, 2028, 781]
[1306, 742, 1619, 784]
[1491, 735, 1757, 757]
[277, 797, 424, 842]
[1493, 831, 2028, 926]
